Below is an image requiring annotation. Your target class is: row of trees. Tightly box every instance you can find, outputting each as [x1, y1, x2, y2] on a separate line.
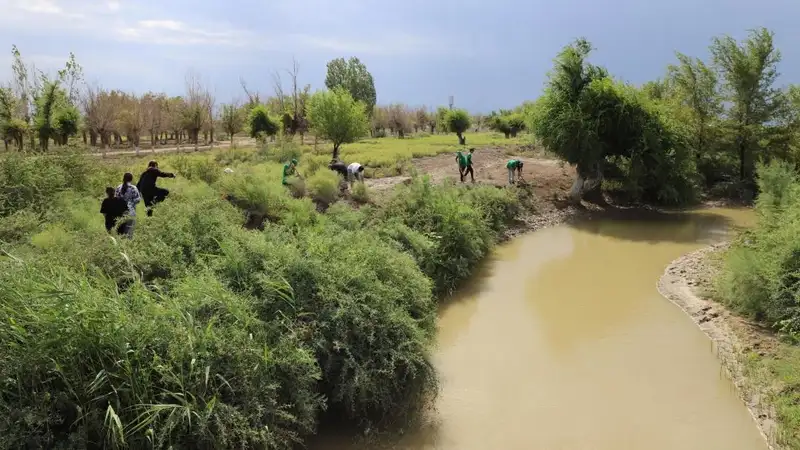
[531, 27, 800, 204]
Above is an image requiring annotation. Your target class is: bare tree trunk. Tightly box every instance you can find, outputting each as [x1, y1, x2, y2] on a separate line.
[3, 138, 8, 151]
[82, 131, 87, 145]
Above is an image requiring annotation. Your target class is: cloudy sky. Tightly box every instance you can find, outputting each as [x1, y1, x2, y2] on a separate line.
[1, 0, 799, 112]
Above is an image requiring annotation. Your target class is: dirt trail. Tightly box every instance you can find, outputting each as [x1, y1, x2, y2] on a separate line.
[366, 147, 575, 207]
[87, 138, 257, 158]
[658, 243, 780, 449]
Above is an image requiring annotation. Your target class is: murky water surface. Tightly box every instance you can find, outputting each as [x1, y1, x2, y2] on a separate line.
[315, 208, 767, 450]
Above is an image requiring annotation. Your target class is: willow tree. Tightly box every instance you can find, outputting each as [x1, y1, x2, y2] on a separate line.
[667, 53, 721, 162]
[711, 27, 783, 184]
[444, 109, 471, 145]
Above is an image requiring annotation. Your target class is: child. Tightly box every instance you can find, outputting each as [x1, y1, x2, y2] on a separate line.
[115, 172, 142, 238]
[99, 187, 127, 233]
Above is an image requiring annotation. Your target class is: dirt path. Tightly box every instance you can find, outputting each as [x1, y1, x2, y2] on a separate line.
[366, 147, 575, 208]
[87, 138, 258, 158]
[658, 243, 780, 449]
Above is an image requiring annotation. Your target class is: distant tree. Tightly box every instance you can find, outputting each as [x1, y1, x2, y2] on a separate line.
[34, 80, 67, 151]
[370, 105, 388, 136]
[507, 114, 526, 137]
[488, 114, 511, 138]
[324, 57, 377, 116]
[307, 87, 369, 160]
[82, 85, 120, 149]
[221, 102, 245, 147]
[415, 107, 430, 133]
[248, 104, 279, 141]
[53, 105, 79, 145]
[119, 93, 145, 151]
[183, 72, 211, 151]
[445, 109, 471, 145]
[711, 27, 783, 183]
[434, 106, 448, 134]
[387, 103, 411, 138]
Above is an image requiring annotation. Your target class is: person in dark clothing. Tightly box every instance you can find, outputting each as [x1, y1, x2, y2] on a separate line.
[100, 187, 127, 233]
[137, 160, 175, 217]
[463, 148, 475, 183]
[328, 160, 348, 178]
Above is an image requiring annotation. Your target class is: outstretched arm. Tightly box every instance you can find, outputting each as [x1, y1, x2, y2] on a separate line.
[156, 169, 176, 178]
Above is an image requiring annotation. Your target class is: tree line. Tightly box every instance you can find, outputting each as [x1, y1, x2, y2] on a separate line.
[531, 27, 800, 204]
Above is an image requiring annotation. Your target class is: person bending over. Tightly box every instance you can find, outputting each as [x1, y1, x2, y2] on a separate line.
[329, 160, 348, 178]
[282, 159, 299, 186]
[455, 151, 467, 181]
[506, 159, 524, 185]
[347, 162, 365, 184]
[137, 160, 175, 217]
[100, 187, 127, 234]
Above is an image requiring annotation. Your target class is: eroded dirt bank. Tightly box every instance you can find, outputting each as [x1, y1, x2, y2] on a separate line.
[658, 243, 780, 449]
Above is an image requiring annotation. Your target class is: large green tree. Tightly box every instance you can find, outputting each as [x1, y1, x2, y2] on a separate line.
[444, 109, 471, 145]
[324, 57, 377, 116]
[667, 52, 721, 161]
[307, 87, 369, 160]
[711, 27, 783, 184]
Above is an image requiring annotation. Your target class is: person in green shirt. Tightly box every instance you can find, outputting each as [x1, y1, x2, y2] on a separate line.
[463, 148, 475, 183]
[282, 159, 299, 186]
[455, 151, 467, 181]
[506, 159, 524, 185]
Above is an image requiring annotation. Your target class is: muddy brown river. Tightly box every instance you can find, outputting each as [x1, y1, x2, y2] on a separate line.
[315, 208, 768, 450]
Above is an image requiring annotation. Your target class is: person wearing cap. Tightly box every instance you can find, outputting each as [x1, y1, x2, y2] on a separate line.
[506, 159, 524, 185]
[282, 158, 299, 185]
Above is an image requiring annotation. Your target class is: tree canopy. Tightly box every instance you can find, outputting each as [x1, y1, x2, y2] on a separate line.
[307, 87, 369, 160]
[324, 57, 377, 116]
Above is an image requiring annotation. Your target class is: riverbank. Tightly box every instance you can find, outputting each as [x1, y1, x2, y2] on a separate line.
[658, 242, 782, 450]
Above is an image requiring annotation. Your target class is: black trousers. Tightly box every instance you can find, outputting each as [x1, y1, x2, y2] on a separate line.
[463, 165, 474, 182]
[143, 188, 169, 216]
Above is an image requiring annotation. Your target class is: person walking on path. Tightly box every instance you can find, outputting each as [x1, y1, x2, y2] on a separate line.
[115, 172, 141, 238]
[455, 150, 467, 181]
[506, 159, 524, 185]
[463, 148, 475, 183]
[282, 159, 299, 186]
[137, 160, 175, 217]
[100, 187, 127, 234]
[347, 162, 365, 184]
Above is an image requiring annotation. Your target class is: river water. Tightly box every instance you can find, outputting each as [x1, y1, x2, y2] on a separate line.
[316, 208, 767, 450]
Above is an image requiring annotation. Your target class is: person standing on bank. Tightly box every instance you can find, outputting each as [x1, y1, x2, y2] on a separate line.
[137, 160, 175, 217]
[116, 172, 141, 238]
[347, 162, 365, 184]
[455, 150, 467, 181]
[463, 148, 475, 183]
[506, 159, 524, 185]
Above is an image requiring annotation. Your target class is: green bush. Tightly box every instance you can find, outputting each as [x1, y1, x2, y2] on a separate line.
[306, 169, 341, 205]
[0, 265, 322, 449]
[351, 180, 371, 204]
[718, 161, 800, 333]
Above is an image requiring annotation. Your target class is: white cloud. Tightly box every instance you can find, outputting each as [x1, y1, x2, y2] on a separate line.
[0, 0, 464, 57]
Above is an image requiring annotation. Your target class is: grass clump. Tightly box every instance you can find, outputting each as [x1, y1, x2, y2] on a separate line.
[306, 169, 341, 205]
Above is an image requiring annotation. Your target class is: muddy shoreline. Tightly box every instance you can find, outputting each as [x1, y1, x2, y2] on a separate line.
[657, 243, 780, 450]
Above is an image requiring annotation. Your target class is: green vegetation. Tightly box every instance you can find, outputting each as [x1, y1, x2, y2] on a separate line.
[444, 109, 471, 145]
[306, 87, 370, 160]
[324, 57, 377, 116]
[0, 146, 524, 448]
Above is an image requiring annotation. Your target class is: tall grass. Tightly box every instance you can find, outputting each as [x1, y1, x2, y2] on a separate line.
[0, 148, 527, 447]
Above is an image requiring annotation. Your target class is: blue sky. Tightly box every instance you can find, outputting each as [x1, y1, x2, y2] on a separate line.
[1, 0, 799, 113]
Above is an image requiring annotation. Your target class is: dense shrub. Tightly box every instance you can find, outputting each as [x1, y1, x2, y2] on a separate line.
[306, 169, 341, 205]
[0, 264, 322, 449]
[351, 180, 371, 204]
[718, 161, 800, 333]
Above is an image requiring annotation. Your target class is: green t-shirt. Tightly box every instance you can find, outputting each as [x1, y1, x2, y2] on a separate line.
[282, 164, 296, 184]
[456, 151, 467, 167]
[506, 159, 520, 169]
[466, 153, 473, 166]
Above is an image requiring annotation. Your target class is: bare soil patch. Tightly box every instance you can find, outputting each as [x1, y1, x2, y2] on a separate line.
[658, 243, 781, 449]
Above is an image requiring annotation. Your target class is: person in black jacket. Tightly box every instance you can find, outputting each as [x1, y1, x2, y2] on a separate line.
[328, 160, 348, 178]
[99, 187, 128, 234]
[137, 160, 175, 217]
